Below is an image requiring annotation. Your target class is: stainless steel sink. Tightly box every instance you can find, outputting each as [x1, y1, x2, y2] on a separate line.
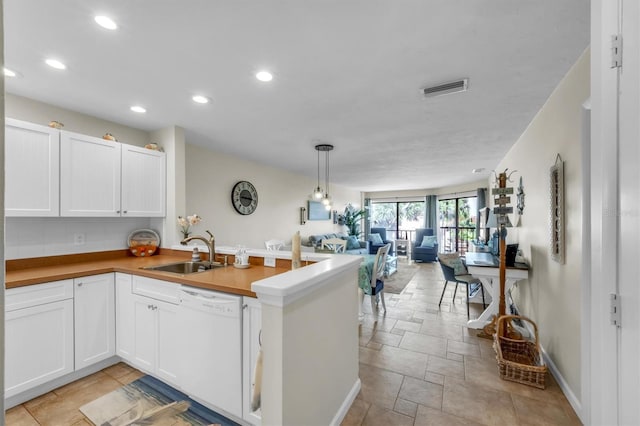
[142, 261, 224, 274]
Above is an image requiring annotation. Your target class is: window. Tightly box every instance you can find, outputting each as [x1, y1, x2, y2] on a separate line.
[370, 201, 425, 242]
[438, 196, 477, 254]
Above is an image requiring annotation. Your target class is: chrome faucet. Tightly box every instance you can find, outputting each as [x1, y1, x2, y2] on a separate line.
[181, 230, 216, 265]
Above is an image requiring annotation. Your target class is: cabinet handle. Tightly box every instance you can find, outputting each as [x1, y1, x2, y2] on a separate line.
[77, 282, 83, 287]
[242, 304, 248, 310]
[123, 210, 128, 214]
[148, 304, 153, 310]
[116, 210, 121, 214]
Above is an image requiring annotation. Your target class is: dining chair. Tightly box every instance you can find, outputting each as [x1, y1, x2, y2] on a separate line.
[264, 239, 285, 251]
[437, 252, 486, 318]
[367, 243, 390, 315]
[321, 237, 346, 253]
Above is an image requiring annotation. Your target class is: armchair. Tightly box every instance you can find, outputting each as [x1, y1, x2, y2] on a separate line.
[368, 227, 394, 256]
[412, 228, 438, 262]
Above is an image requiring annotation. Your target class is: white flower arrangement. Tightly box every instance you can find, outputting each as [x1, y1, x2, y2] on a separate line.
[178, 214, 201, 236]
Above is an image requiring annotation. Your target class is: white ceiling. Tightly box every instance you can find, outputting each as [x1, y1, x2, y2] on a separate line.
[4, 1, 589, 192]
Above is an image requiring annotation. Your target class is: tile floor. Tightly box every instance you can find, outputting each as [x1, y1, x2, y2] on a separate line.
[5, 363, 144, 425]
[342, 260, 582, 426]
[5, 261, 582, 426]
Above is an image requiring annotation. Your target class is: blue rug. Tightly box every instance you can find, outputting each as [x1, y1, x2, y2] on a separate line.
[80, 375, 239, 426]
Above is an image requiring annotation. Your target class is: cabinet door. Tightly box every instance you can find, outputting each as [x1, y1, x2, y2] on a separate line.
[5, 118, 60, 216]
[5, 299, 74, 398]
[115, 273, 135, 362]
[155, 300, 180, 385]
[242, 297, 263, 424]
[121, 144, 166, 217]
[74, 274, 115, 370]
[60, 131, 121, 216]
[132, 295, 156, 372]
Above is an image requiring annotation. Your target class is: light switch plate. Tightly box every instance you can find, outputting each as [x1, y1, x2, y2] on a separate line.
[264, 255, 276, 267]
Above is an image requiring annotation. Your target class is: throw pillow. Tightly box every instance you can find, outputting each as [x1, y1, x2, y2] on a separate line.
[450, 258, 467, 275]
[368, 233, 383, 245]
[438, 252, 468, 275]
[420, 235, 437, 248]
[346, 235, 361, 250]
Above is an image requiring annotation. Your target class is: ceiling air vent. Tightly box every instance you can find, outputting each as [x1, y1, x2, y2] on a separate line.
[422, 78, 469, 98]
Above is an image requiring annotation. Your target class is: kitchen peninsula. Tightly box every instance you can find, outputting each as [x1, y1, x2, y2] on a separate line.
[5, 247, 362, 426]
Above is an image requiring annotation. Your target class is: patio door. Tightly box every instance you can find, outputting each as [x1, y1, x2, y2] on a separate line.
[438, 196, 478, 254]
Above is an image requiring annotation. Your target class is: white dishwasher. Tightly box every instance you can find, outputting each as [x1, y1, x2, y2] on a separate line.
[179, 286, 242, 418]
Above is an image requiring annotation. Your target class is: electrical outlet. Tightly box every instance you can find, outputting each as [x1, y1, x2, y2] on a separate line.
[74, 233, 85, 245]
[264, 255, 276, 267]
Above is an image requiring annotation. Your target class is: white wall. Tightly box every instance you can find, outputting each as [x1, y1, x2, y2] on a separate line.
[5, 217, 152, 259]
[1, 0, 7, 412]
[184, 143, 362, 248]
[5, 94, 150, 147]
[493, 49, 589, 403]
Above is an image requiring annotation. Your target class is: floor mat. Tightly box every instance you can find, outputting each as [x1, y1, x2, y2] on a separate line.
[80, 375, 239, 426]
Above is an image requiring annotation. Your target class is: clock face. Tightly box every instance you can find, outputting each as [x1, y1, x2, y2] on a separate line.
[231, 181, 258, 215]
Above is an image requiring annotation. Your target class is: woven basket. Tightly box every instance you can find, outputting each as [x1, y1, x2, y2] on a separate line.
[493, 315, 547, 389]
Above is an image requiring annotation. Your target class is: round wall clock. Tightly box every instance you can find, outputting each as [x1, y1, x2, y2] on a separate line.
[231, 181, 258, 215]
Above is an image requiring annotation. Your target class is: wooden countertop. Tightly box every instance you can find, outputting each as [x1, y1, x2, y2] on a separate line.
[5, 250, 292, 297]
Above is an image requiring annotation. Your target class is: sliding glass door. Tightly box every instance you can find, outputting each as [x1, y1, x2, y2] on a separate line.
[438, 196, 477, 254]
[370, 201, 425, 243]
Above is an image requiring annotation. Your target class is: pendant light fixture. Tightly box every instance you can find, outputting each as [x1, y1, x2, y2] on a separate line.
[313, 145, 324, 199]
[316, 144, 334, 210]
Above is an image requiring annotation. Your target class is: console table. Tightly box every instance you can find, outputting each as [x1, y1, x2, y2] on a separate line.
[464, 252, 529, 329]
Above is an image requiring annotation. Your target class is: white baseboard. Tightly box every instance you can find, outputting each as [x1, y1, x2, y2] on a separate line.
[539, 345, 584, 424]
[509, 297, 584, 423]
[330, 378, 361, 426]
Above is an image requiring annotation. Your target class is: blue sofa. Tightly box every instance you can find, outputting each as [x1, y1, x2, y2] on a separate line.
[368, 227, 395, 256]
[412, 228, 438, 262]
[307, 232, 369, 255]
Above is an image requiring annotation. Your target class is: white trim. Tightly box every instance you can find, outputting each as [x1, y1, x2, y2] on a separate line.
[580, 99, 591, 425]
[330, 379, 361, 426]
[510, 298, 583, 422]
[539, 345, 583, 424]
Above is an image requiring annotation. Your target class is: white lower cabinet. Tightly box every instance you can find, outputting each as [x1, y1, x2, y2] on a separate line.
[115, 273, 135, 361]
[129, 276, 181, 386]
[74, 273, 116, 370]
[5, 280, 74, 398]
[242, 297, 263, 425]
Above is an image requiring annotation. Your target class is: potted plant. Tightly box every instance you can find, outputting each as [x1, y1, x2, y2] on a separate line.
[339, 204, 366, 237]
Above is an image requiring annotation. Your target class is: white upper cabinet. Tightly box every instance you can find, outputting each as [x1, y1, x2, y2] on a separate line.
[59, 130, 166, 217]
[5, 120, 166, 218]
[121, 144, 166, 217]
[5, 119, 60, 216]
[60, 131, 122, 217]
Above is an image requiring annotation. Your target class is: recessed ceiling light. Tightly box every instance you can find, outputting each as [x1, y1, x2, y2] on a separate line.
[192, 95, 209, 104]
[472, 168, 485, 174]
[45, 59, 66, 70]
[4, 67, 17, 77]
[130, 105, 146, 113]
[256, 71, 273, 82]
[94, 15, 118, 30]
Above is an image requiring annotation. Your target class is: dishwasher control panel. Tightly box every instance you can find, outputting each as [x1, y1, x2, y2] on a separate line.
[179, 286, 241, 317]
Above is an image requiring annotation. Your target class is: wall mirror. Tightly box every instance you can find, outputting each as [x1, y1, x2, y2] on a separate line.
[308, 201, 331, 220]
